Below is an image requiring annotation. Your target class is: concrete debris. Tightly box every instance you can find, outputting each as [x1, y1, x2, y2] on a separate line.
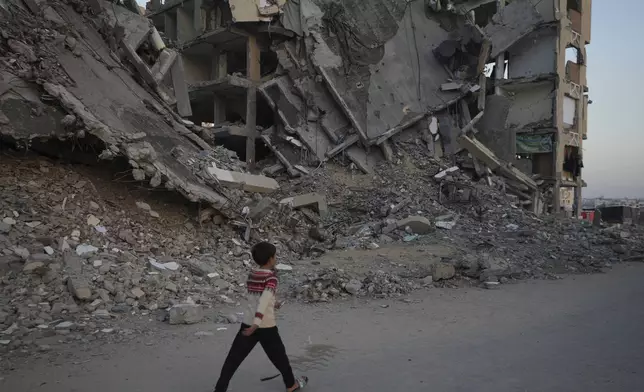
[396, 216, 432, 235]
[207, 167, 279, 194]
[484, 0, 544, 59]
[67, 277, 92, 301]
[0, 0, 611, 357]
[168, 304, 204, 325]
[275, 263, 293, 272]
[149, 258, 181, 271]
[431, 263, 456, 281]
[76, 244, 99, 257]
[280, 193, 329, 217]
[434, 166, 460, 181]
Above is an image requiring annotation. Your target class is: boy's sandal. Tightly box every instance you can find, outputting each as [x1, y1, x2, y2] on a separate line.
[293, 376, 308, 390]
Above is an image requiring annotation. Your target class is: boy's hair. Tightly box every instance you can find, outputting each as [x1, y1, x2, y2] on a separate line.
[251, 241, 276, 266]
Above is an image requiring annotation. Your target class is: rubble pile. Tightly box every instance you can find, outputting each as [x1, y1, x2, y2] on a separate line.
[1, 0, 644, 357]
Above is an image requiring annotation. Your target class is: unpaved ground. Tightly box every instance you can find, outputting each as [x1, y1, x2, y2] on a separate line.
[3, 263, 644, 392]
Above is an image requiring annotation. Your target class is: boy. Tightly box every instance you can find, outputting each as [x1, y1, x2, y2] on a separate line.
[213, 241, 308, 392]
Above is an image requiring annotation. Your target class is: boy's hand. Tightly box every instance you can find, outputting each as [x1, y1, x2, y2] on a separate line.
[242, 324, 259, 336]
[275, 300, 285, 310]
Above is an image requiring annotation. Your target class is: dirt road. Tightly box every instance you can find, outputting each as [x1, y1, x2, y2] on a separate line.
[3, 264, 644, 392]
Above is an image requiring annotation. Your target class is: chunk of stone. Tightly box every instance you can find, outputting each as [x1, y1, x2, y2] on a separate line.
[168, 304, 204, 325]
[67, 277, 92, 300]
[248, 197, 277, 221]
[434, 166, 459, 180]
[136, 201, 152, 211]
[23, 261, 46, 274]
[207, 167, 279, 193]
[612, 244, 627, 254]
[13, 246, 30, 260]
[431, 263, 456, 281]
[55, 321, 76, 330]
[275, 263, 293, 272]
[181, 259, 216, 277]
[396, 216, 432, 234]
[118, 230, 137, 245]
[279, 193, 328, 217]
[131, 287, 145, 299]
[76, 244, 99, 257]
[344, 279, 363, 295]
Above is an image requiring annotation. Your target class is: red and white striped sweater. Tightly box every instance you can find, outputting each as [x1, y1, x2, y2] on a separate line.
[243, 269, 278, 328]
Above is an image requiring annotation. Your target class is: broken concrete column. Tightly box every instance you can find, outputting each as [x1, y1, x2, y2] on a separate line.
[207, 166, 279, 194]
[152, 49, 178, 83]
[280, 193, 329, 217]
[171, 56, 192, 117]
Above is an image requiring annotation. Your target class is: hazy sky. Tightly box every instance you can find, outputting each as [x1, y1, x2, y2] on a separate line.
[584, 1, 639, 198]
[137, 1, 633, 198]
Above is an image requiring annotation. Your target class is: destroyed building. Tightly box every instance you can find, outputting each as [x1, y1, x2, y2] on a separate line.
[137, 0, 592, 216]
[4, 0, 642, 359]
[0, 0, 593, 219]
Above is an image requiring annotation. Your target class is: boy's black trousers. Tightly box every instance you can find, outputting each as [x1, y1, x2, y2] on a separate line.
[214, 324, 296, 391]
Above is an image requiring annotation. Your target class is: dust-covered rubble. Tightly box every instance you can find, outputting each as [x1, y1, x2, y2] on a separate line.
[0, 0, 639, 361]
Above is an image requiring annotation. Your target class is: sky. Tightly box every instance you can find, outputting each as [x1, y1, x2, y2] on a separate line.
[583, 1, 641, 198]
[136, 0, 637, 198]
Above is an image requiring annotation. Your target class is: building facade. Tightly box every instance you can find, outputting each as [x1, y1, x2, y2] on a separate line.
[500, 0, 591, 216]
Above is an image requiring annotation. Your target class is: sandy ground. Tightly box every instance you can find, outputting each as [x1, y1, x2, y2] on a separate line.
[2, 263, 644, 392]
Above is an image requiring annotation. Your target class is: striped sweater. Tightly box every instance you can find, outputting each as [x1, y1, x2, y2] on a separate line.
[243, 268, 279, 328]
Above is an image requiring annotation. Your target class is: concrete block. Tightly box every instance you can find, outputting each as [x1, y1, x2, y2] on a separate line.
[434, 166, 459, 181]
[441, 82, 463, 91]
[68, 277, 92, 300]
[248, 197, 277, 221]
[207, 167, 279, 194]
[152, 49, 178, 83]
[171, 57, 192, 117]
[431, 262, 456, 281]
[168, 303, 203, 325]
[397, 216, 432, 234]
[280, 193, 329, 217]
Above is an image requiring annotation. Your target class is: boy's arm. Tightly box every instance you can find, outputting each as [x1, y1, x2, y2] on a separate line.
[252, 275, 278, 326]
[252, 289, 275, 326]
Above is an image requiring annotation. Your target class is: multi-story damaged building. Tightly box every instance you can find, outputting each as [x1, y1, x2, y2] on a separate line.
[139, 0, 592, 216]
[487, 0, 592, 216]
[0, 0, 592, 217]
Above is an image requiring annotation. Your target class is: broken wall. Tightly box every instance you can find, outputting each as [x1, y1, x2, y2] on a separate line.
[182, 54, 211, 83]
[533, 0, 556, 22]
[310, 0, 462, 141]
[477, 95, 514, 162]
[364, 0, 461, 138]
[507, 27, 557, 79]
[505, 82, 555, 129]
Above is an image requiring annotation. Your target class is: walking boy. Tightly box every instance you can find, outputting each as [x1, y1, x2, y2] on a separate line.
[214, 241, 308, 392]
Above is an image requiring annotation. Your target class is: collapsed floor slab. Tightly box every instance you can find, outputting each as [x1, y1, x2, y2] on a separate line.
[0, 0, 269, 215]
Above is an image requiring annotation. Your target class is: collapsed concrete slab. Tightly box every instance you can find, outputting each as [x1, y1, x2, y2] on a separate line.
[307, 0, 465, 143]
[0, 0, 242, 214]
[280, 192, 328, 217]
[484, 0, 544, 59]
